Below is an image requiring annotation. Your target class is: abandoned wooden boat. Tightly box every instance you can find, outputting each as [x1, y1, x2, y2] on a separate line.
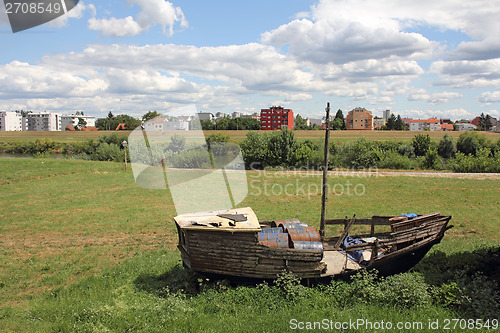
[174, 207, 452, 280]
[173, 102, 452, 280]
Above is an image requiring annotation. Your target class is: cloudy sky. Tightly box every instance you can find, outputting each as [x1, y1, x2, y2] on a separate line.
[1, 0, 499, 120]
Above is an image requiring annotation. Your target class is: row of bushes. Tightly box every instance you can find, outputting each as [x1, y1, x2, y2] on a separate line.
[239, 130, 500, 172]
[0, 134, 128, 162]
[2, 131, 499, 172]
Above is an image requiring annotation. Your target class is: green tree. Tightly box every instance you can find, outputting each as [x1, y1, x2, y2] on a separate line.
[240, 131, 269, 168]
[394, 115, 407, 130]
[114, 114, 141, 130]
[200, 119, 215, 130]
[478, 113, 493, 131]
[412, 134, 431, 156]
[332, 109, 346, 130]
[142, 111, 160, 123]
[456, 131, 488, 156]
[166, 135, 186, 154]
[437, 134, 456, 158]
[267, 128, 297, 166]
[76, 117, 87, 130]
[385, 114, 397, 130]
[106, 111, 115, 130]
[294, 114, 308, 130]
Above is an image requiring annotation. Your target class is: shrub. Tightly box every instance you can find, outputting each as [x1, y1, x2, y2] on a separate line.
[166, 135, 186, 154]
[240, 131, 269, 169]
[92, 142, 123, 162]
[206, 133, 230, 144]
[378, 150, 417, 170]
[98, 133, 127, 146]
[290, 142, 314, 167]
[274, 270, 305, 301]
[422, 147, 442, 170]
[266, 128, 297, 166]
[397, 143, 416, 157]
[412, 134, 431, 156]
[437, 134, 456, 158]
[337, 138, 381, 168]
[379, 273, 432, 308]
[171, 148, 210, 168]
[456, 131, 487, 156]
[450, 148, 500, 173]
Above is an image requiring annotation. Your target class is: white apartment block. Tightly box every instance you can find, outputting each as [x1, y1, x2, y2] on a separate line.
[456, 123, 477, 131]
[164, 119, 189, 131]
[0, 111, 24, 131]
[61, 114, 96, 130]
[409, 118, 441, 131]
[26, 112, 62, 131]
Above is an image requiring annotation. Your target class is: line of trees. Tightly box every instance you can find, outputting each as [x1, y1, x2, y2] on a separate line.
[95, 112, 141, 131]
[200, 117, 260, 130]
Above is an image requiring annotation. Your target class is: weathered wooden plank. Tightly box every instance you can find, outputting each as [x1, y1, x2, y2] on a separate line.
[325, 218, 390, 226]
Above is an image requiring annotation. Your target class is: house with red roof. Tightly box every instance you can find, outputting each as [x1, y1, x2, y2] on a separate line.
[440, 123, 454, 131]
[409, 118, 440, 131]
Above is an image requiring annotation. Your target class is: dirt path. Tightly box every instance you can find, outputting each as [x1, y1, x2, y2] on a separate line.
[327, 170, 500, 180]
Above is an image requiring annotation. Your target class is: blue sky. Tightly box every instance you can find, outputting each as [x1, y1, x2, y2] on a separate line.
[0, 0, 499, 120]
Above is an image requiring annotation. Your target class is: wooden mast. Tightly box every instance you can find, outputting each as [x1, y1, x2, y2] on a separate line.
[319, 102, 331, 238]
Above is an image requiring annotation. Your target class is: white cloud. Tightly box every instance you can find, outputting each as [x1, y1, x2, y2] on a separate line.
[430, 59, 500, 88]
[0, 61, 108, 98]
[479, 91, 500, 105]
[48, 2, 91, 28]
[261, 18, 435, 65]
[88, 16, 143, 37]
[407, 89, 463, 104]
[403, 108, 474, 120]
[88, 0, 187, 37]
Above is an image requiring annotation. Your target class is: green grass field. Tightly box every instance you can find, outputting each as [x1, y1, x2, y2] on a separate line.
[2, 129, 499, 144]
[0, 158, 498, 331]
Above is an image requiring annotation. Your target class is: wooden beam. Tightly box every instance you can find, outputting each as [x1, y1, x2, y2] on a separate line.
[334, 215, 356, 249]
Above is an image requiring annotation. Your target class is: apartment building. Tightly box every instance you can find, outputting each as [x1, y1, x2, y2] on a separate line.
[409, 118, 440, 131]
[61, 114, 96, 130]
[346, 108, 374, 130]
[260, 106, 294, 130]
[26, 112, 61, 131]
[0, 111, 24, 131]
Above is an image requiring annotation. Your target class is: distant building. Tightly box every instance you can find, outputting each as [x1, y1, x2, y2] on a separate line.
[409, 118, 440, 131]
[346, 108, 374, 130]
[373, 117, 385, 130]
[440, 124, 454, 131]
[383, 110, 392, 122]
[215, 112, 228, 119]
[164, 119, 189, 131]
[308, 118, 323, 127]
[144, 117, 167, 131]
[495, 121, 500, 133]
[260, 106, 294, 130]
[61, 113, 96, 130]
[197, 112, 214, 121]
[26, 112, 61, 131]
[232, 112, 241, 119]
[241, 113, 260, 120]
[402, 118, 412, 126]
[0, 111, 24, 131]
[455, 122, 477, 131]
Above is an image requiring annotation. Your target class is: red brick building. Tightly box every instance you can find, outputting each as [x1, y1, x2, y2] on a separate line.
[260, 106, 294, 130]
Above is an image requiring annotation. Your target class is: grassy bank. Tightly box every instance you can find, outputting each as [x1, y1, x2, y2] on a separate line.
[0, 158, 498, 331]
